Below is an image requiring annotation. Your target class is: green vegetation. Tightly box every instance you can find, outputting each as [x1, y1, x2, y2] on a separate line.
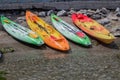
[0, 71, 7, 80]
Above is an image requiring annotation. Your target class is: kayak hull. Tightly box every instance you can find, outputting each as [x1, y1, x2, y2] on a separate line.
[51, 14, 91, 46]
[26, 11, 70, 51]
[72, 13, 115, 44]
[1, 16, 44, 46]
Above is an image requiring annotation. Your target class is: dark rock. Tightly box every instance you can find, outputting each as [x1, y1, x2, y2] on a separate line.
[99, 13, 107, 18]
[111, 27, 120, 37]
[104, 23, 112, 29]
[67, 8, 76, 15]
[0, 51, 3, 62]
[86, 12, 94, 17]
[91, 39, 99, 46]
[91, 14, 102, 20]
[20, 11, 25, 16]
[38, 11, 46, 17]
[117, 53, 120, 59]
[100, 7, 109, 14]
[0, 52, 3, 59]
[95, 9, 100, 14]
[86, 9, 96, 17]
[116, 12, 120, 17]
[57, 10, 67, 16]
[97, 18, 110, 25]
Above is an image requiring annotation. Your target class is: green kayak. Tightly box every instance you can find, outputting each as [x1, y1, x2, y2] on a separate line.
[51, 14, 91, 46]
[1, 16, 44, 46]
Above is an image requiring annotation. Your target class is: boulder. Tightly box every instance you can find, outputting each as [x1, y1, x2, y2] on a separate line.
[47, 10, 54, 16]
[116, 12, 120, 17]
[86, 9, 96, 17]
[100, 7, 109, 14]
[77, 9, 87, 14]
[91, 14, 102, 20]
[38, 11, 46, 17]
[57, 10, 67, 16]
[115, 7, 120, 13]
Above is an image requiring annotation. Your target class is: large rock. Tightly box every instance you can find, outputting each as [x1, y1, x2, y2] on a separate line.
[98, 13, 107, 18]
[111, 27, 120, 37]
[17, 16, 25, 21]
[97, 18, 110, 25]
[47, 10, 55, 16]
[116, 12, 120, 17]
[100, 7, 109, 14]
[67, 8, 76, 15]
[86, 9, 96, 17]
[95, 9, 100, 14]
[91, 14, 102, 20]
[57, 10, 67, 16]
[38, 11, 46, 17]
[77, 9, 87, 14]
[115, 7, 120, 13]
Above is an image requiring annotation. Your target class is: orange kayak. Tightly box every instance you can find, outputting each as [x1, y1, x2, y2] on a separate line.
[26, 11, 70, 51]
[72, 13, 115, 44]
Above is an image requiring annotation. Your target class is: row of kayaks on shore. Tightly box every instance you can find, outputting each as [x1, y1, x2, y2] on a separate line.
[1, 11, 115, 51]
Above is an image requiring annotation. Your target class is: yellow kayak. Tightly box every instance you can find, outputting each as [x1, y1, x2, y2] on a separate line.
[26, 11, 70, 51]
[72, 13, 115, 44]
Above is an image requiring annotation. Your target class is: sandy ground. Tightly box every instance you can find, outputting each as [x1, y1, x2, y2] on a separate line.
[0, 14, 120, 80]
